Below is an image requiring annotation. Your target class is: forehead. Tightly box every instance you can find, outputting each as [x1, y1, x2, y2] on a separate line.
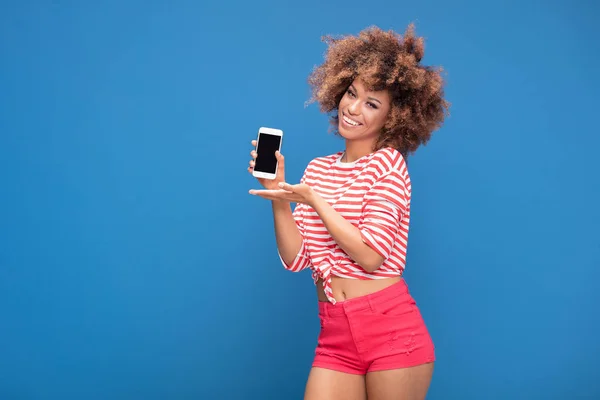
[351, 78, 390, 99]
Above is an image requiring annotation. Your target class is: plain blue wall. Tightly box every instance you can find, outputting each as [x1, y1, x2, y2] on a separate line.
[1, 1, 599, 399]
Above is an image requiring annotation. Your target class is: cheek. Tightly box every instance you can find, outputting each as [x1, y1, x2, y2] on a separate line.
[365, 109, 387, 129]
[338, 95, 350, 109]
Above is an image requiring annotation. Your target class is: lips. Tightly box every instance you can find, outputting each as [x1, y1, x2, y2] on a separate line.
[342, 112, 362, 127]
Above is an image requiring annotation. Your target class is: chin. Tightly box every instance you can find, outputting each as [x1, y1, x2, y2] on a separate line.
[338, 124, 363, 140]
[337, 124, 352, 139]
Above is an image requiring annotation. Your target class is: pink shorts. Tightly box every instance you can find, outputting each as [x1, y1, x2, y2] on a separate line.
[313, 279, 435, 374]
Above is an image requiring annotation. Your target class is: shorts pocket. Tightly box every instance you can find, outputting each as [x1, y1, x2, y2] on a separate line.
[318, 312, 327, 329]
[369, 295, 417, 317]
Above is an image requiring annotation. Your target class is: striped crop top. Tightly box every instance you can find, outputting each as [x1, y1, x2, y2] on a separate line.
[279, 147, 412, 304]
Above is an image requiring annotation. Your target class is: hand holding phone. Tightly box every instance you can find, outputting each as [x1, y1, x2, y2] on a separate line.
[249, 127, 284, 188]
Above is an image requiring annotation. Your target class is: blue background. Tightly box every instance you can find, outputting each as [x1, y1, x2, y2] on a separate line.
[1, 1, 599, 399]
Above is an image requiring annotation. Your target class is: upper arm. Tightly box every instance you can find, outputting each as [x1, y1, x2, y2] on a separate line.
[358, 164, 409, 260]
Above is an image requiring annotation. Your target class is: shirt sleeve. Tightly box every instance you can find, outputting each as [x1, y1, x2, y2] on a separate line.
[358, 169, 408, 260]
[278, 169, 312, 272]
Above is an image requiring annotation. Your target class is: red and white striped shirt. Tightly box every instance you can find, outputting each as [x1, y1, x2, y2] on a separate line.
[279, 147, 412, 304]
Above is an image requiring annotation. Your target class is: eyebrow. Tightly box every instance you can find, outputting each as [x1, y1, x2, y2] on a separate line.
[350, 84, 382, 105]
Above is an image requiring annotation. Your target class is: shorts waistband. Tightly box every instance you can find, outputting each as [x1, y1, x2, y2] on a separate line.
[318, 278, 409, 317]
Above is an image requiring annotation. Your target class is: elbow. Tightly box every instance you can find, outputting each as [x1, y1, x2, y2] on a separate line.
[360, 262, 383, 274]
[355, 231, 390, 273]
[281, 255, 296, 268]
[358, 255, 385, 273]
[281, 254, 304, 271]
[354, 240, 386, 273]
[278, 249, 303, 271]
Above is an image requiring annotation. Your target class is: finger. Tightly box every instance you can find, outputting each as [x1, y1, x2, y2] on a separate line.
[277, 182, 294, 192]
[249, 189, 301, 203]
[250, 150, 257, 159]
[251, 140, 257, 146]
[249, 190, 279, 200]
[249, 189, 287, 197]
[249, 160, 255, 167]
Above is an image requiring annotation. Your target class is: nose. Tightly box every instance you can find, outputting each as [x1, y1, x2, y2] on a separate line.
[347, 99, 360, 115]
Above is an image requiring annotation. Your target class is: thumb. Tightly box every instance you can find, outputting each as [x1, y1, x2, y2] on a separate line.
[275, 150, 284, 163]
[276, 151, 285, 173]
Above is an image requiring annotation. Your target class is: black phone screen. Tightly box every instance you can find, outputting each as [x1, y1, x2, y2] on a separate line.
[254, 133, 281, 174]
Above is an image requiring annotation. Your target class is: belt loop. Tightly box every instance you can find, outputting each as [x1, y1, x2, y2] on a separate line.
[367, 297, 376, 313]
[323, 302, 330, 318]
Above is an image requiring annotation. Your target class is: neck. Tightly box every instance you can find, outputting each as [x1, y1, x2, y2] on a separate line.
[343, 139, 375, 163]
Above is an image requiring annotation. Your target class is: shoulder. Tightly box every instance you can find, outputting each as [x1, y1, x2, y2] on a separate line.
[309, 151, 342, 166]
[366, 147, 408, 178]
[304, 151, 343, 173]
[364, 149, 411, 203]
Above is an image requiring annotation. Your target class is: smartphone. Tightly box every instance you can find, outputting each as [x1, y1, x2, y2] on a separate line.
[252, 127, 283, 180]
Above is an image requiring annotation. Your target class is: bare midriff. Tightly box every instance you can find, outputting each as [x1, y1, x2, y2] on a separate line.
[316, 275, 402, 303]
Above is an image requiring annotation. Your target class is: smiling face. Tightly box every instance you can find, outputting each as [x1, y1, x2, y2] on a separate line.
[337, 78, 391, 145]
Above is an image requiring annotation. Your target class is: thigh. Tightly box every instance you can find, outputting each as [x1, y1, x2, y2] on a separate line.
[365, 362, 434, 400]
[304, 367, 367, 400]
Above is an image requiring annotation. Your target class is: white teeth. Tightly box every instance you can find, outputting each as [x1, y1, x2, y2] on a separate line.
[343, 115, 360, 126]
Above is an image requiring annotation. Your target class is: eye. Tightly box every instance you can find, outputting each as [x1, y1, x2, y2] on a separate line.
[347, 89, 356, 98]
[367, 102, 378, 109]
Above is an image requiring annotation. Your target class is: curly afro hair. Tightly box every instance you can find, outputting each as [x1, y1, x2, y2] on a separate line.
[307, 24, 450, 157]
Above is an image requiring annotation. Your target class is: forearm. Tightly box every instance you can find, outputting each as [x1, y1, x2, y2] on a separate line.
[310, 195, 384, 273]
[272, 201, 303, 266]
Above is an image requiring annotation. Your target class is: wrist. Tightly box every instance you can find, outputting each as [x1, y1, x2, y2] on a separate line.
[271, 200, 291, 210]
[307, 188, 322, 210]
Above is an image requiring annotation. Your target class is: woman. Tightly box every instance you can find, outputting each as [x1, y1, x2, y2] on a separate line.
[248, 24, 449, 400]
